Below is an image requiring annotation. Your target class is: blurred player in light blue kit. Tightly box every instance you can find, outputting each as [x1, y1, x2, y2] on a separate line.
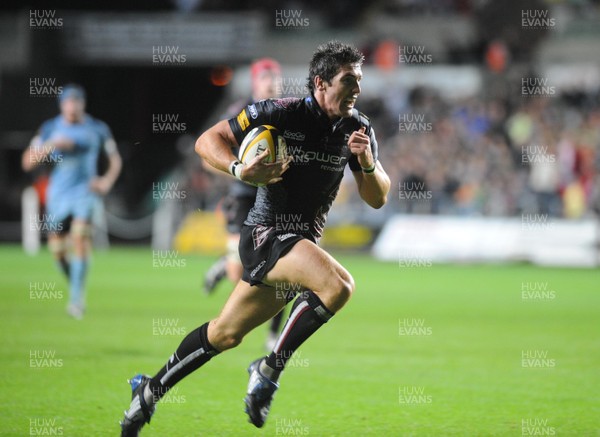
[22, 84, 122, 319]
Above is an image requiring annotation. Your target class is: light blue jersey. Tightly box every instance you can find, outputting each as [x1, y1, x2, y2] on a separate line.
[37, 114, 113, 223]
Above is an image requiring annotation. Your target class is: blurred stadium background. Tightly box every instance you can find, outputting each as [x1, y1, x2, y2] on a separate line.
[1, 1, 599, 436]
[0, 0, 598, 263]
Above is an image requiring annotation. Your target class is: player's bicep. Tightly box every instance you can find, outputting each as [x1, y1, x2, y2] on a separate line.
[196, 120, 240, 173]
[213, 119, 238, 146]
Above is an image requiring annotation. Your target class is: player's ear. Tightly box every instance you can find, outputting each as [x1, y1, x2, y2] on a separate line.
[314, 75, 326, 91]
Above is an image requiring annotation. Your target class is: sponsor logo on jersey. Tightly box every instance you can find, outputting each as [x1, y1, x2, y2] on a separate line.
[292, 150, 348, 166]
[273, 97, 300, 110]
[283, 130, 306, 141]
[237, 110, 250, 131]
[252, 225, 272, 250]
[248, 104, 259, 119]
[277, 233, 298, 242]
[250, 260, 267, 277]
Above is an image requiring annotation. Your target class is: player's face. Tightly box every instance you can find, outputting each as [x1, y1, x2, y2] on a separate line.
[253, 70, 281, 101]
[60, 97, 85, 123]
[320, 63, 362, 119]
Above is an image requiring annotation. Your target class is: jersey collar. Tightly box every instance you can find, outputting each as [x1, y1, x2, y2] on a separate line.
[59, 113, 89, 126]
[306, 94, 341, 130]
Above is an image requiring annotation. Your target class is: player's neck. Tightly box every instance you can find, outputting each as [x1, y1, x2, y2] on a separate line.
[312, 92, 341, 122]
[62, 114, 85, 124]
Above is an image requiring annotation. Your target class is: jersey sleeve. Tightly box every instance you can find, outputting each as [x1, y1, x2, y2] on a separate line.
[348, 122, 379, 172]
[228, 99, 283, 146]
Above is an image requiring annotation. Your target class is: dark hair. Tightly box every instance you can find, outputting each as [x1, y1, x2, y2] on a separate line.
[306, 41, 365, 94]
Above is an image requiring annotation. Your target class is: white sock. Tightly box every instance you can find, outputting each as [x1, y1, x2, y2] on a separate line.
[259, 358, 281, 382]
[143, 384, 155, 406]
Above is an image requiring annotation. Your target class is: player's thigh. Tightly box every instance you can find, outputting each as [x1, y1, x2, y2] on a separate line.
[208, 279, 285, 349]
[225, 233, 241, 261]
[264, 239, 354, 301]
[226, 233, 243, 280]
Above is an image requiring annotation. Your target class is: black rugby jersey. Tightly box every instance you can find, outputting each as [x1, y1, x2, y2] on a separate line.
[228, 96, 378, 242]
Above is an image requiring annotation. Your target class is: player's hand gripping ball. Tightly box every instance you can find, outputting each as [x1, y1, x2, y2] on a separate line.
[238, 125, 289, 187]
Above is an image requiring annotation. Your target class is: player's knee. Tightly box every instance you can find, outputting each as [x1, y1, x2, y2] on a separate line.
[340, 274, 356, 300]
[334, 271, 355, 304]
[209, 323, 244, 351]
[48, 237, 67, 259]
[71, 221, 92, 238]
[218, 335, 242, 351]
[223, 330, 245, 350]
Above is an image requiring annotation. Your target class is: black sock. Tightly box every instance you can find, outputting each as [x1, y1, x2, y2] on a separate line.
[208, 256, 227, 280]
[149, 322, 219, 402]
[56, 258, 70, 279]
[269, 310, 285, 335]
[269, 287, 297, 334]
[264, 291, 334, 373]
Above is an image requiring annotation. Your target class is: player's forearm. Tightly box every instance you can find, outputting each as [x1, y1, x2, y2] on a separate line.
[103, 153, 122, 187]
[22, 149, 39, 172]
[201, 157, 232, 178]
[358, 163, 390, 209]
[22, 137, 49, 172]
[195, 123, 237, 175]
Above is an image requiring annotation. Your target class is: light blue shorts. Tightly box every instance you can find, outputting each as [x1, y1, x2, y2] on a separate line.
[46, 193, 96, 232]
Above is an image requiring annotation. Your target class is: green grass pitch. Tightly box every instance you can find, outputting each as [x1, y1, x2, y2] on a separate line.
[0, 244, 598, 436]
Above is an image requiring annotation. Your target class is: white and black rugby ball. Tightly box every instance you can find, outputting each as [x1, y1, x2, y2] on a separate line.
[238, 125, 287, 165]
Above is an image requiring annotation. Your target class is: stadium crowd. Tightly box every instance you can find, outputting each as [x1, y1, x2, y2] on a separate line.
[361, 86, 600, 219]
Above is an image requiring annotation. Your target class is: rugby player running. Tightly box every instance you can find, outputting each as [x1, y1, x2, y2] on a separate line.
[22, 84, 121, 320]
[203, 58, 288, 350]
[120, 41, 390, 436]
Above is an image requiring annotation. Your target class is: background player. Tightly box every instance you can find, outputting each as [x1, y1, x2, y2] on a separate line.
[203, 58, 288, 349]
[21, 84, 122, 319]
[120, 41, 390, 436]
